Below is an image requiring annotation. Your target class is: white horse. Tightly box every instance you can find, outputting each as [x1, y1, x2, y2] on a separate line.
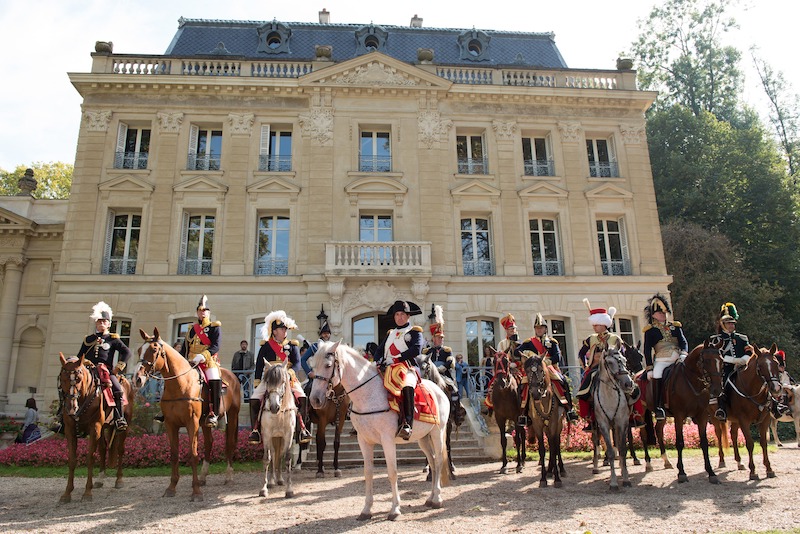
[591, 347, 634, 490]
[769, 384, 800, 447]
[309, 341, 450, 521]
[258, 362, 296, 498]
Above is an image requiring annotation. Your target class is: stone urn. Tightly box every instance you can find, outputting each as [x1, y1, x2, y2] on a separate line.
[95, 41, 114, 54]
[315, 45, 332, 61]
[417, 48, 434, 64]
[616, 58, 634, 70]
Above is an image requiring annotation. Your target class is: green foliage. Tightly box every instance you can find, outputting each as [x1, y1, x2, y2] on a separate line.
[0, 161, 73, 199]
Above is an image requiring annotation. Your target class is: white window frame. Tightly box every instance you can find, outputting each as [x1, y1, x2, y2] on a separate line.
[596, 217, 631, 275]
[188, 125, 222, 171]
[102, 211, 140, 275]
[586, 137, 619, 178]
[461, 217, 495, 276]
[115, 122, 150, 169]
[456, 133, 488, 174]
[465, 317, 497, 367]
[529, 217, 563, 276]
[255, 214, 290, 275]
[359, 213, 393, 265]
[179, 212, 215, 275]
[359, 130, 392, 172]
[521, 135, 554, 176]
[259, 125, 292, 171]
[612, 317, 636, 347]
[109, 318, 132, 365]
[174, 320, 194, 348]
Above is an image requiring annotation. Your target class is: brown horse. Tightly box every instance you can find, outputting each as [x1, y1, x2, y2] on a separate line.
[710, 343, 783, 480]
[642, 341, 724, 483]
[490, 349, 525, 474]
[58, 353, 132, 503]
[135, 328, 241, 501]
[525, 355, 565, 488]
[308, 382, 349, 478]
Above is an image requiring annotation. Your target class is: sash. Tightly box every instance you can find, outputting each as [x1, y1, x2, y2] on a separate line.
[269, 338, 287, 361]
[192, 323, 212, 346]
[531, 337, 548, 355]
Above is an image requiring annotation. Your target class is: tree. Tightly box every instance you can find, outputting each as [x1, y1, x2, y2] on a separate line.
[631, 0, 742, 122]
[0, 162, 73, 199]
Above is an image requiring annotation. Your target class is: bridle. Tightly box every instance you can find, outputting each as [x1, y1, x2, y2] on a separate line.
[526, 356, 555, 422]
[313, 350, 386, 415]
[594, 348, 633, 424]
[139, 339, 200, 382]
[59, 360, 97, 419]
[728, 351, 782, 411]
[263, 364, 293, 413]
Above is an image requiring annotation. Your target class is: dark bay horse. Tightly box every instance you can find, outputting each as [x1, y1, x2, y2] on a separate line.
[58, 353, 132, 503]
[419, 357, 465, 479]
[490, 349, 525, 474]
[308, 381, 349, 478]
[525, 355, 565, 487]
[642, 341, 724, 483]
[135, 328, 241, 501]
[710, 343, 783, 480]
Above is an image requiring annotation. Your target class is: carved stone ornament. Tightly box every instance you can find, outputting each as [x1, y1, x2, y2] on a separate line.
[315, 45, 332, 60]
[299, 106, 334, 146]
[227, 113, 254, 135]
[418, 110, 453, 149]
[492, 120, 517, 141]
[353, 280, 399, 312]
[157, 112, 184, 134]
[558, 121, 583, 143]
[620, 123, 646, 144]
[83, 110, 112, 132]
[336, 63, 416, 86]
[0, 254, 28, 268]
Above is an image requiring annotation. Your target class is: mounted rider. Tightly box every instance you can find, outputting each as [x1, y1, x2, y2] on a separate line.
[300, 320, 332, 383]
[515, 313, 579, 422]
[485, 313, 519, 416]
[708, 302, 754, 421]
[183, 295, 223, 428]
[576, 299, 622, 431]
[376, 300, 424, 440]
[249, 310, 312, 445]
[642, 293, 688, 421]
[421, 305, 456, 384]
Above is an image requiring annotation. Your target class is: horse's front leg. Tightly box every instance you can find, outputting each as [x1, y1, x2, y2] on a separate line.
[537, 429, 547, 487]
[656, 419, 672, 469]
[742, 420, 758, 480]
[164, 423, 180, 497]
[617, 422, 631, 488]
[640, 422, 653, 472]
[224, 411, 237, 485]
[382, 435, 402, 521]
[713, 419, 727, 468]
[627, 425, 640, 466]
[82, 421, 103, 502]
[199, 426, 211, 486]
[730, 421, 745, 471]
[600, 425, 618, 491]
[550, 424, 563, 488]
[259, 445, 271, 497]
[769, 417, 783, 447]
[697, 416, 719, 484]
[333, 418, 344, 478]
[284, 438, 295, 498]
[60, 427, 77, 504]
[759, 417, 776, 478]
[316, 424, 327, 478]
[188, 420, 203, 501]
[356, 437, 375, 521]
[515, 421, 526, 473]
[94, 433, 107, 488]
[499, 418, 510, 474]
[591, 427, 601, 475]
[114, 431, 126, 489]
[675, 418, 688, 483]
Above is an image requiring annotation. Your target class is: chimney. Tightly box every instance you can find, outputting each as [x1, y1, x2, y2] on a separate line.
[319, 8, 330, 24]
[410, 14, 422, 28]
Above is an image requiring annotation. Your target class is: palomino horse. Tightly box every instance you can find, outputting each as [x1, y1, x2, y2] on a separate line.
[135, 328, 241, 501]
[591, 347, 634, 490]
[641, 341, 724, 483]
[525, 355, 565, 488]
[418, 357, 464, 479]
[258, 362, 296, 498]
[58, 353, 133, 503]
[307, 381, 349, 478]
[490, 348, 526, 474]
[710, 344, 784, 480]
[309, 341, 450, 521]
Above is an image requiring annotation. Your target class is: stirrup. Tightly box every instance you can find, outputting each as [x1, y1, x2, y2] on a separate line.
[397, 423, 412, 440]
[115, 418, 128, 430]
[206, 414, 218, 428]
[715, 407, 727, 421]
[153, 413, 165, 423]
[566, 410, 579, 422]
[299, 428, 312, 445]
[654, 407, 666, 421]
[517, 415, 530, 427]
[248, 429, 261, 444]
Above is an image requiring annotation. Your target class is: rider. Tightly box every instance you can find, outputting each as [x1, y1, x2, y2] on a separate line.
[485, 313, 519, 417]
[249, 310, 312, 445]
[421, 305, 456, 384]
[708, 302, 757, 421]
[74, 301, 130, 430]
[300, 321, 332, 383]
[515, 313, 579, 422]
[184, 295, 224, 428]
[642, 293, 688, 421]
[376, 300, 424, 440]
[576, 299, 621, 432]
[775, 350, 794, 415]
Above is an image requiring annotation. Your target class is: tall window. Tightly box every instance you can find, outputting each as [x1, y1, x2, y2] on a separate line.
[529, 218, 562, 275]
[353, 316, 377, 354]
[256, 215, 289, 275]
[180, 214, 214, 275]
[103, 212, 140, 274]
[612, 317, 635, 347]
[252, 320, 266, 355]
[586, 138, 619, 178]
[461, 217, 494, 276]
[259, 126, 292, 171]
[115, 123, 150, 169]
[596, 218, 630, 275]
[522, 136, 554, 176]
[456, 134, 487, 174]
[175, 321, 194, 348]
[188, 125, 222, 170]
[466, 318, 496, 367]
[109, 319, 132, 365]
[359, 214, 393, 265]
[360, 131, 391, 172]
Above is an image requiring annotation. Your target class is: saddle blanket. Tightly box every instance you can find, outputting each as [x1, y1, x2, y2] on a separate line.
[388, 384, 439, 425]
[102, 387, 129, 407]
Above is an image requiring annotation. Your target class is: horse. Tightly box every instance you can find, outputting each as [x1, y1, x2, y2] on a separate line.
[418, 356, 465, 479]
[308, 341, 450, 521]
[621, 341, 656, 467]
[769, 384, 800, 447]
[306, 380, 349, 478]
[591, 346, 634, 490]
[525, 355, 565, 488]
[490, 348, 526, 474]
[57, 353, 133, 503]
[135, 328, 241, 501]
[258, 362, 296, 498]
[709, 344, 784, 480]
[640, 341, 724, 483]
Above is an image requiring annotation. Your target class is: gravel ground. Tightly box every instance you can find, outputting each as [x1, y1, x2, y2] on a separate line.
[1, 442, 799, 533]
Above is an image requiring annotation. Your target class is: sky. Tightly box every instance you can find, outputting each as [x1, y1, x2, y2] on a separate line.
[0, 0, 795, 171]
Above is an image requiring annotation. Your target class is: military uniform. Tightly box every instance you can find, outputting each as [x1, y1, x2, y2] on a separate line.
[422, 344, 455, 382]
[708, 302, 753, 421]
[484, 313, 519, 415]
[576, 300, 621, 430]
[185, 296, 223, 428]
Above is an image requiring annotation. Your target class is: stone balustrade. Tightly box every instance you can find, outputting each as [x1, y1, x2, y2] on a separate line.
[325, 241, 431, 276]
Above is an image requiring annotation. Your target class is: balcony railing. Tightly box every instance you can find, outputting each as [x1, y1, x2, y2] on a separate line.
[325, 241, 431, 275]
[103, 258, 137, 275]
[463, 259, 495, 276]
[533, 260, 563, 276]
[601, 259, 630, 276]
[255, 258, 289, 275]
[589, 161, 620, 178]
[114, 151, 148, 170]
[359, 155, 392, 172]
[457, 157, 489, 175]
[258, 154, 292, 172]
[523, 159, 555, 177]
[187, 152, 221, 171]
[179, 258, 212, 275]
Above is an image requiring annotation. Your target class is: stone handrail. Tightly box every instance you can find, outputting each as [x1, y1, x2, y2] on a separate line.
[325, 241, 431, 275]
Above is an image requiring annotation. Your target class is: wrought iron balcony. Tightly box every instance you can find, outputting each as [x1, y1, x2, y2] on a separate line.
[359, 155, 392, 172]
[114, 151, 148, 170]
[103, 258, 137, 275]
[457, 157, 489, 175]
[179, 258, 212, 275]
[187, 152, 221, 171]
[463, 259, 495, 276]
[325, 241, 431, 276]
[589, 161, 620, 178]
[523, 159, 555, 177]
[601, 260, 630, 276]
[533, 260, 563, 276]
[255, 258, 289, 275]
[258, 154, 292, 172]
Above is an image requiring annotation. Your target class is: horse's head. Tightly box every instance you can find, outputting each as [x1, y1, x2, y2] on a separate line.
[263, 361, 290, 414]
[754, 343, 784, 399]
[58, 352, 90, 418]
[135, 327, 168, 388]
[309, 340, 342, 410]
[622, 340, 645, 374]
[525, 355, 548, 401]
[600, 346, 634, 393]
[688, 340, 724, 398]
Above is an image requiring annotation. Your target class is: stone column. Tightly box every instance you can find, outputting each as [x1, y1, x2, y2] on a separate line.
[0, 256, 26, 400]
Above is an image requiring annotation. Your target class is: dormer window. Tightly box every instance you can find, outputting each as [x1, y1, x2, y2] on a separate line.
[458, 29, 491, 62]
[467, 40, 483, 57]
[364, 35, 380, 52]
[355, 24, 388, 55]
[257, 20, 291, 54]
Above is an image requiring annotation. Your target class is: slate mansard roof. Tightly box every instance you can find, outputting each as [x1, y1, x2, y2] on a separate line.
[164, 17, 568, 69]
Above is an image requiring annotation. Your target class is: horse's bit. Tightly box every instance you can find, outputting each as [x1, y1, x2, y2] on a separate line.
[313, 351, 388, 416]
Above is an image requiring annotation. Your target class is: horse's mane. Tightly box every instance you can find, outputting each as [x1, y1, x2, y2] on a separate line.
[264, 363, 293, 411]
[420, 358, 448, 391]
[312, 340, 373, 369]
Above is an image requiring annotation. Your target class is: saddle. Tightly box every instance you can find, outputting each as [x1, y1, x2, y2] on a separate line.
[387, 383, 439, 425]
[194, 368, 230, 417]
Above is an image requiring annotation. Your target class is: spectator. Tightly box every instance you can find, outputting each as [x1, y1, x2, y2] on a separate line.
[172, 341, 183, 353]
[232, 340, 255, 394]
[455, 353, 470, 398]
[15, 397, 40, 444]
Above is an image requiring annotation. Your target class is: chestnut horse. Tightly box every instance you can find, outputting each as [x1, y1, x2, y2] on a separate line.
[58, 353, 132, 503]
[135, 328, 241, 501]
[525, 355, 565, 488]
[490, 348, 526, 474]
[710, 343, 783, 480]
[307, 382, 350, 478]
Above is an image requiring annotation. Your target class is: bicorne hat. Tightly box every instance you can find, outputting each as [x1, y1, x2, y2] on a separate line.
[645, 293, 671, 323]
[197, 295, 209, 311]
[319, 321, 331, 336]
[533, 312, 547, 331]
[385, 300, 422, 317]
[263, 310, 297, 341]
[90, 301, 113, 322]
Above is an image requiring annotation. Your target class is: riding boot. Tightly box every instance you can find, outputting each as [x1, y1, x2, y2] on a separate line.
[715, 394, 727, 421]
[206, 379, 221, 428]
[248, 398, 262, 444]
[563, 379, 579, 422]
[654, 378, 666, 421]
[398, 386, 414, 440]
[296, 397, 312, 444]
[113, 390, 128, 430]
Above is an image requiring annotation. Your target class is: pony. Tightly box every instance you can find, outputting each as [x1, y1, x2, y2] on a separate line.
[57, 353, 133, 503]
[710, 343, 784, 479]
[489, 348, 526, 474]
[525, 355, 565, 488]
[769, 384, 800, 447]
[308, 341, 450, 521]
[418, 356, 464, 479]
[258, 362, 296, 498]
[591, 346, 634, 490]
[307, 381, 349, 478]
[641, 341, 724, 483]
[135, 328, 241, 501]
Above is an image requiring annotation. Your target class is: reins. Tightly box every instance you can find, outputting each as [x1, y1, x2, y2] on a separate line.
[314, 351, 390, 416]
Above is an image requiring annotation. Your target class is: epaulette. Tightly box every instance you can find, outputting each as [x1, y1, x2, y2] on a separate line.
[110, 333, 120, 339]
[260, 340, 266, 346]
[84, 334, 95, 343]
[421, 346, 431, 354]
[289, 339, 299, 346]
[642, 324, 653, 333]
[443, 346, 452, 352]
[672, 321, 682, 327]
[411, 326, 424, 332]
[550, 338, 559, 345]
[210, 321, 222, 327]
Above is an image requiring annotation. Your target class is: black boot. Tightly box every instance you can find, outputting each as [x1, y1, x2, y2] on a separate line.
[563, 379, 579, 422]
[113, 390, 128, 430]
[248, 398, 262, 444]
[398, 386, 414, 440]
[654, 378, 666, 421]
[715, 394, 727, 421]
[296, 397, 312, 444]
[206, 379, 221, 428]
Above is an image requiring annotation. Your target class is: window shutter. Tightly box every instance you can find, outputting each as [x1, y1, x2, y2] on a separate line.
[179, 211, 189, 274]
[260, 125, 271, 155]
[188, 125, 199, 155]
[608, 136, 617, 162]
[115, 123, 128, 167]
[618, 216, 630, 274]
[102, 209, 115, 274]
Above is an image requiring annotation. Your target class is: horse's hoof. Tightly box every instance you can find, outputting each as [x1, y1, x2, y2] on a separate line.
[602, 459, 609, 467]
[709, 475, 720, 485]
[285, 491, 294, 498]
[277, 480, 285, 486]
[609, 485, 620, 492]
[450, 471, 457, 480]
[516, 465, 524, 474]
[554, 480, 563, 488]
[92, 481, 103, 489]
[539, 480, 547, 488]
[163, 489, 176, 498]
[738, 465, 746, 471]
[429, 500, 443, 509]
[592, 468, 600, 475]
[59, 495, 71, 504]
[190, 493, 204, 502]
[334, 470, 342, 478]
[259, 490, 267, 497]
[623, 480, 632, 488]
[678, 474, 688, 483]
[749, 473, 759, 481]
[778, 443, 784, 447]
[316, 472, 325, 479]
[767, 470, 776, 478]
[81, 494, 92, 502]
[115, 481, 124, 489]
[357, 513, 372, 521]
[633, 459, 641, 466]
[388, 512, 400, 521]
[645, 464, 653, 473]
[718, 461, 726, 469]
[500, 467, 509, 474]
[199, 480, 206, 487]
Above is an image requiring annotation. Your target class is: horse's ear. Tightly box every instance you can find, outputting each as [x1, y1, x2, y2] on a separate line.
[331, 340, 342, 353]
[59, 352, 66, 365]
[79, 354, 85, 367]
[703, 339, 710, 348]
[139, 329, 149, 340]
[153, 326, 161, 340]
[770, 343, 778, 354]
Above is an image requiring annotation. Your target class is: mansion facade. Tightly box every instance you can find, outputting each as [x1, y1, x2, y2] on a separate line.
[0, 12, 668, 412]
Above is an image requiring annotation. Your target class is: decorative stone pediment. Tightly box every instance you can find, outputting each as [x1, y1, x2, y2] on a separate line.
[558, 121, 583, 143]
[584, 183, 633, 200]
[228, 113, 254, 135]
[298, 106, 334, 146]
[99, 174, 155, 195]
[492, 120, 517, 141]
[351, 280, 400, 312]
[344, 176, 408, 213]
[450, 179, 501, 199]
[173, 175, 228, 201]
[246, 176, 301, 200]
[300, 52, 450, 90]
[157, 111, 184, 134]
[518, 182, 568, 199]
[0, 208, 35, 235]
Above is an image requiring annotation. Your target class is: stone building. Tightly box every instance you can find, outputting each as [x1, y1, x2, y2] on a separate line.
[0, 11, 668, 413]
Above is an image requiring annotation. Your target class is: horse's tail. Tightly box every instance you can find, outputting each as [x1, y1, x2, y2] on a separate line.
[643, 409, 656, 446]
[719, 420, 730, 450]
[440, 439, 451, 487]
